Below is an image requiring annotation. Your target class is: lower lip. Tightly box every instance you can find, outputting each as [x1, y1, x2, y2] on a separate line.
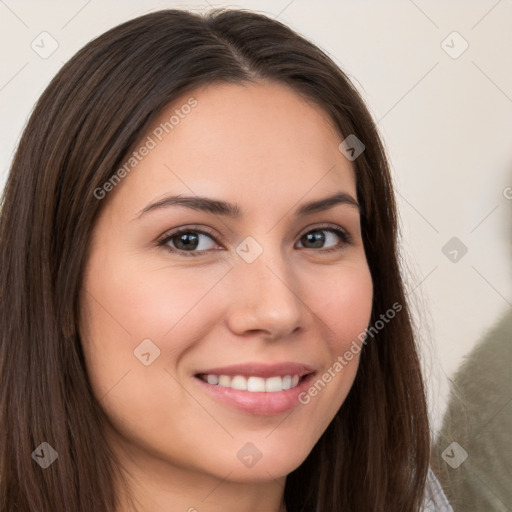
[193, 374, 315, 416]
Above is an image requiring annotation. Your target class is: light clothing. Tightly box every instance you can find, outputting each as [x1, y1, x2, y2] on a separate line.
[422, 467, 454, 511]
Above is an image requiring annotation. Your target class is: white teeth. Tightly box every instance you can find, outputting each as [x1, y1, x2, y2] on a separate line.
[265, 376, 283, 392]
[282, 375, 292, 390]
[247, 376, 266, 392]
[218, 375, 231, 387]
[207, 374, 219, 385]
[230, 375, 247, 391]
[200, 374, 303, 392]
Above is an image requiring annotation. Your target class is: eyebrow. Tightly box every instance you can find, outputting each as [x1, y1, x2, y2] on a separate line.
[135, 191, 360, 219]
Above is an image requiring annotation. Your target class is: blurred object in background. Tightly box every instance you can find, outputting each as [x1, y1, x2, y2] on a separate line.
[432, 309, 512, 511]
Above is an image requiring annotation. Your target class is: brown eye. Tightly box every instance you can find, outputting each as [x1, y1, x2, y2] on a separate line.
[158, 228, 221, 257]
[157, 224, 351, 258]
[296, 226, 351, 252]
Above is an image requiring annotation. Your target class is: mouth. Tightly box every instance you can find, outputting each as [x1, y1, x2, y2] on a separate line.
[192, 362, 316, 416]
[196, 373, 305, 392]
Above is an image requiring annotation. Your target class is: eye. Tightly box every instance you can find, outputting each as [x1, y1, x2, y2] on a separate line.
[157, 227, 221, 257]
[157, 224, 352, 257]
[296, 225, 352, 252]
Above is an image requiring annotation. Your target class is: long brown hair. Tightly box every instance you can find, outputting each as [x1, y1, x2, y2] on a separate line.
[0, 8, 430, 511]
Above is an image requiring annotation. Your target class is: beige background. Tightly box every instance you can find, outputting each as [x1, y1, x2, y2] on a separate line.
[1, 0, 511, 436]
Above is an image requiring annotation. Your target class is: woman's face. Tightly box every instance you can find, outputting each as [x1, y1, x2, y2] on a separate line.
[80, 81, 373, 485]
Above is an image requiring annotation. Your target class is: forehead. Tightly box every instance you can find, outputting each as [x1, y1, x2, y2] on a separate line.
[108, 81, 356, 217]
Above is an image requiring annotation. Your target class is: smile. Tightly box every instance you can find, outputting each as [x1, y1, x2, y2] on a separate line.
[193, 362, 316, 415]
[197, 374, 301, 392]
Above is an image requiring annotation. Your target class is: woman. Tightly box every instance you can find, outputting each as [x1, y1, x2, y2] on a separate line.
[0, 8, 451, 512]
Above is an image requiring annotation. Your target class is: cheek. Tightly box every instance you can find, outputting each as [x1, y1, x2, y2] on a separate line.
[78, 253, 230, 453]
[310, 263, 374, 352]
[79, 247, 232, 401]
[82, 249, 230, 342]
[293, 263, 373, 428]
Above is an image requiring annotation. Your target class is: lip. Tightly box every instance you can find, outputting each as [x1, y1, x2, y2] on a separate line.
[192, 362, 316, 416]
[194, 362, 315, 378]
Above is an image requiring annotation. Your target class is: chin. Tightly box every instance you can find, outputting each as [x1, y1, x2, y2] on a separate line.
[201, 438, 313, 484]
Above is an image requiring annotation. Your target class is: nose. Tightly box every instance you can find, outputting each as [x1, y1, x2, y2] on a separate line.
[224, 250, 306, 340]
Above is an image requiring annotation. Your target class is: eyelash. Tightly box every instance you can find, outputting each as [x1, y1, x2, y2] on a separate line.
[156, 224, 352, 258]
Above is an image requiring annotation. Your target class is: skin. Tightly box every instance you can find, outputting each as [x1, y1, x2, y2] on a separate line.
[79, 80, 373, 512]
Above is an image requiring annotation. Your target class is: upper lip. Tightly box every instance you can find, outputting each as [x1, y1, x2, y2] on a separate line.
[194, 362, 315, 378]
